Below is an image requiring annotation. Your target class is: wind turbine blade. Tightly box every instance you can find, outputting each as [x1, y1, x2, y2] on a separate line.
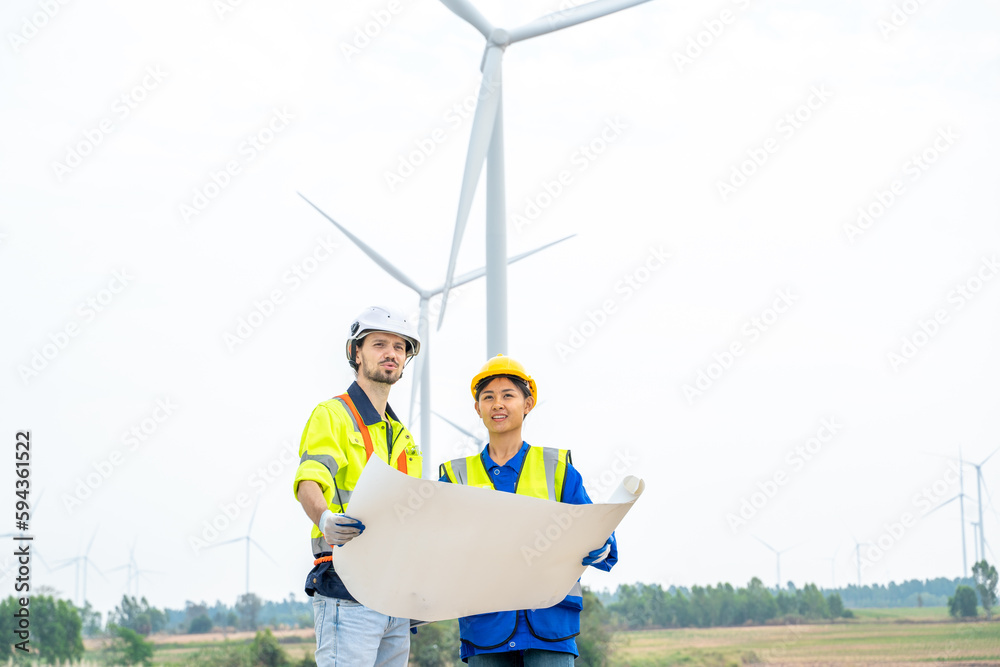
[206, 537, 244, 549]
[782, 541, 806, 554]
[433, 411, 480, 440]
[437, 46, 504, 330]
[250, 539, 279, 566]
[88, 562, 110, 582]
[445, 234, 577, 291]
[248, 497, 261, 535]
[438, 0, 494, 38]
[508, 0, 654, 44]
[49, 558, 78, 573]
[85, 530, 98, 556]
[34, 549, 53, 572]
[980, 478, 1000, 527]
[754, 536, 777, 553]
[979, 446, 1000, 467]
[925, 495, 959, 516]
[298, 193, 423, 294]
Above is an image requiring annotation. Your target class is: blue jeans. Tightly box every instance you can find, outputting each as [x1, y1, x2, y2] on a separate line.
[468, 650, 575, 666]
[312, 594, 409, 666]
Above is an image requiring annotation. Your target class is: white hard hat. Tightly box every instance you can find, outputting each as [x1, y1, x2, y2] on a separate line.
[346, 306, 421, 370]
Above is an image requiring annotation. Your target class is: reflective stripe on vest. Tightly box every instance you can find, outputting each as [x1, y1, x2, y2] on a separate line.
[443, 446, 569, 502]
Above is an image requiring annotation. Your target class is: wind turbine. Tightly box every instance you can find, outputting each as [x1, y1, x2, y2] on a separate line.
[964, 447, 998, 565]
[52, 531, 106, 605]
[848, 532, 873, 589]
[927, 460, 971, 577]
[754, 537, 799, 591]
[435, 0, 656, 355]
[299, 192, 573, 476]
[207, 497, 276, 596]
[109, 539, 159, 598]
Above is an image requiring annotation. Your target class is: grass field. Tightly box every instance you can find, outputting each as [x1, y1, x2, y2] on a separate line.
[611, 611, 999, 666]
[73, 611, 999, 666]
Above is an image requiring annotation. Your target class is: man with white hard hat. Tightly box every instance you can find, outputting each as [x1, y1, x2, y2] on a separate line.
[293, 306, 422, 666]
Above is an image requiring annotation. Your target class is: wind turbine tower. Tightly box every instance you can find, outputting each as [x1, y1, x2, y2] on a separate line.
[966, 447, 998, 565]
[435, 0, 656, 355]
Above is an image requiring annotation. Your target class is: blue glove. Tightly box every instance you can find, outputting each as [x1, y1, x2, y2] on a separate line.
[582, 538, 612, 566]
[320, 510, 365, 547]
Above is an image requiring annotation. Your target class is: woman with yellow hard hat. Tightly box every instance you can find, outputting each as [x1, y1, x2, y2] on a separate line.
[439, 355, 617, 666]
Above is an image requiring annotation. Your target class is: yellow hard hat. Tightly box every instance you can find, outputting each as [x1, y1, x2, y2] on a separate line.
[470, 354, 538, 402]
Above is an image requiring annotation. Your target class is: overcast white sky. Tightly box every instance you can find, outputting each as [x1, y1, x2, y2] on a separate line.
[3, 0, 1000, 620]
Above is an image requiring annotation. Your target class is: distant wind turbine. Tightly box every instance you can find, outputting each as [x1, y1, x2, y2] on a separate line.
[754, 537, 800, 591]
[52, 530, 106, 605]
[848, 532, 873, 588]
[965, 447, 999, 565]
[299, 192, 573, 476]
[926, 451, 972, 578]
[207, 497, 276, 596]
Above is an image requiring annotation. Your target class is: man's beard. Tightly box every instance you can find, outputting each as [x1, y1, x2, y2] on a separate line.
[363, 364, 401, 386]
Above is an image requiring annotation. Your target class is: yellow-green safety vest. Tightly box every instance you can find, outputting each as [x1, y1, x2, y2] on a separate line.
[294, 392, 422, 556]
[439, 445, 571, 502]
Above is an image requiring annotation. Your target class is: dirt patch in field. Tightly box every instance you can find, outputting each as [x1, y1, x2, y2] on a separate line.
[84, 627, 314, 650]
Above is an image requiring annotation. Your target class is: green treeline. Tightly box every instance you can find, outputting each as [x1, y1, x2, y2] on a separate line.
[603, 578, 848, 630]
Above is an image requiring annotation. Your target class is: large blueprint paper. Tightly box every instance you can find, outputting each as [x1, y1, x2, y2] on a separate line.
[334, 457, 644, 621]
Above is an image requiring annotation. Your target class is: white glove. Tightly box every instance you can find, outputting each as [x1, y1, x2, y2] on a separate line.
[582, 538, 612, 566]
[320, 510, 365, 547]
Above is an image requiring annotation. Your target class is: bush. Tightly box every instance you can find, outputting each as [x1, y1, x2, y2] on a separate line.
[249, 630, 288, 667]
[948, 585, 978, 619]
[100, 624, 154, 666]
[409, 620, 459, 666]
[578, 588, 613, 666]
[189, 614, 213, 634]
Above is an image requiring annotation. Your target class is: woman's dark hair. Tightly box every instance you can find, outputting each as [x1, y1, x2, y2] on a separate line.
[474, 374, 532, 401]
